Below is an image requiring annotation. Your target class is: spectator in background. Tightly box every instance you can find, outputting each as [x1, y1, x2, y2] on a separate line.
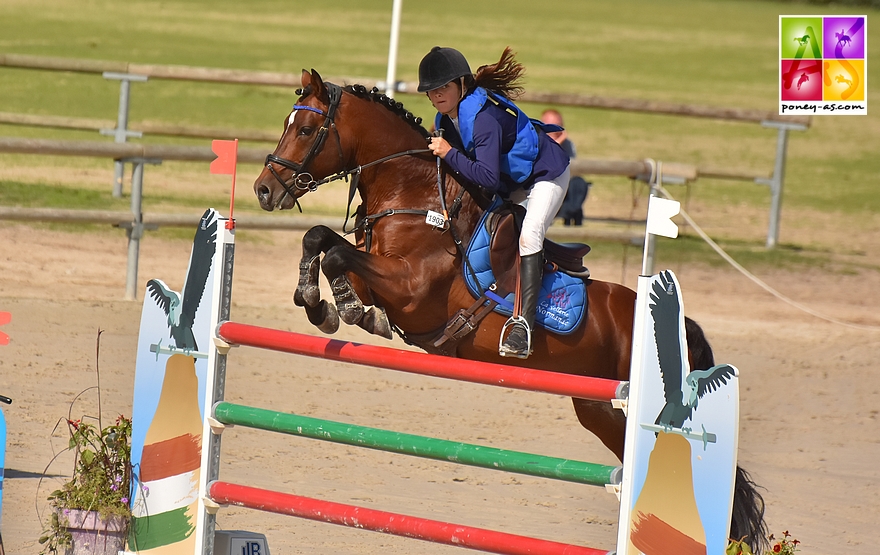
[541, 109, 591, 226]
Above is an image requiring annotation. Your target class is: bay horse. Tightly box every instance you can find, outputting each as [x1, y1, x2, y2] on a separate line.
[253, 69, 766, 550]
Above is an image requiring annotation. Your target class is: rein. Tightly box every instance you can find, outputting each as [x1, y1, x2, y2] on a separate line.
[339, 148, 431, 235]
[264, 80, 483, 299]
[263, 81, 431, 217]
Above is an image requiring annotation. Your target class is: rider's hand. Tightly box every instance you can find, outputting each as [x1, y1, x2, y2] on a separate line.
[429, 137, 452, 159]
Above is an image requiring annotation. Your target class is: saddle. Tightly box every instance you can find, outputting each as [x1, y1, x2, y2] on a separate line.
[485, 203, 591, 285]
[431, 200, 590, 354]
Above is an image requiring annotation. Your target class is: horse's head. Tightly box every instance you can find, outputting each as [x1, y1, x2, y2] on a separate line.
[254, 70, 348, 211]
[255, 70, 435, 212]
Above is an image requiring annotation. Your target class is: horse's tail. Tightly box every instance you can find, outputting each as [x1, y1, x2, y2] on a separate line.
[731, 466, 769, 552]
[684, 317, 768, 552]
[684, 316, 715, 369]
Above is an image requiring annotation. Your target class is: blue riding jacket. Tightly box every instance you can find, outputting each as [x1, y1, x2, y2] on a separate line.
[434, 87, 569, 196]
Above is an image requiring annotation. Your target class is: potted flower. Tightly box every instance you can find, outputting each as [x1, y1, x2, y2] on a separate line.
[39, 415, 132, 555]
[39, 330, 134, 555]
[727, 530, 800, 555]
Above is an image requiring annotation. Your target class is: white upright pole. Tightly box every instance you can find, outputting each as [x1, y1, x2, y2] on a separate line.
[385, 0, 403, 98]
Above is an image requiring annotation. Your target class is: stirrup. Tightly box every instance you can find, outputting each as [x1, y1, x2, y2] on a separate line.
[498, 315, 532, 358]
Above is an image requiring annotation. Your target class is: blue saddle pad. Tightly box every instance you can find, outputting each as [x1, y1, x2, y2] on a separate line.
[463, 206, 587, 335]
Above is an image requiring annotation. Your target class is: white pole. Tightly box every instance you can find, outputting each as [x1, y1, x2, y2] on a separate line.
[385, 0, 403, 98]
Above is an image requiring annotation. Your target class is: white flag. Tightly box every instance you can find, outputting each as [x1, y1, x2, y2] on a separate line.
[646, 196, 681, 238]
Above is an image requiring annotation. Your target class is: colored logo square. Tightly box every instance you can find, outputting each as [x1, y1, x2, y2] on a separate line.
[781, 59, 823, 101]
[781, 17, 823, 59]
[824, 59, 865, 101]
[823, 17, 866, 59]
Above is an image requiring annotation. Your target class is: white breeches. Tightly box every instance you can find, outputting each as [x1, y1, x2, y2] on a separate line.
[507, 165, 570, 256]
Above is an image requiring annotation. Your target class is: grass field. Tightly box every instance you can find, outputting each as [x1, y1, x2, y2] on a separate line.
[1, 0, 878, 268]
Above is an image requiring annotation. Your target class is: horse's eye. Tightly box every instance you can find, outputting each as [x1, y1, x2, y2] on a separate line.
[299, 126, 314, 136]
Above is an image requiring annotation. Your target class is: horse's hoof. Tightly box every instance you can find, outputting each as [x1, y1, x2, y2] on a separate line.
[294, 286, 322, 308]
[304, 300, 339, 334]
[295, 255, 322, 307]
[316, 301, 340, 334]
[358, 306, 393, 340]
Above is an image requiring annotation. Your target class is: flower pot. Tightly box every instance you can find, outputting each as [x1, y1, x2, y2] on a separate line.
[62, 509, 127, 555]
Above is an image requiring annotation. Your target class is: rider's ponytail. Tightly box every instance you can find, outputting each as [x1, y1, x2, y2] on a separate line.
[473, 47, 526, 100]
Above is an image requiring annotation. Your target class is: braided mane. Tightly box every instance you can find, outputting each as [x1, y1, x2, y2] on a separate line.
[346, 84, 431, 139]
[296, 83, 430, 139]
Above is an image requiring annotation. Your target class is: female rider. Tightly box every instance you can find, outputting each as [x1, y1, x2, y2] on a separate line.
[419, 46, 571, 359]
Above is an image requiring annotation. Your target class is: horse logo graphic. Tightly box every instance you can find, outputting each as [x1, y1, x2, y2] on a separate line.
[834, 74, 853, 88]
[797, 72, 809, 90]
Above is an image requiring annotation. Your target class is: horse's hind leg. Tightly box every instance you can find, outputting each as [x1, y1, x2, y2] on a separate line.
[571, 398, 627, 462]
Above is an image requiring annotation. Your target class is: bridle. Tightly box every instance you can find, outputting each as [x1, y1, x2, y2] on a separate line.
[262, 81, 433, 233]
[263, 80, 484, 315]
[264, 82, 346, 210]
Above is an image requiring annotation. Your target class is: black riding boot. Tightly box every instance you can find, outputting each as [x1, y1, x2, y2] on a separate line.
[499, 251, 543, 359]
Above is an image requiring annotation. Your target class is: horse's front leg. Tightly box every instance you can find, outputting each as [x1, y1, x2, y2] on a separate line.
[294, 249, 322, 308]
[293, 226, 354, 334]
[327, 269, 391, 339]
[294, 226, 339, 308]
[293, 225, 391, 339]
[319, 244, 422, 339]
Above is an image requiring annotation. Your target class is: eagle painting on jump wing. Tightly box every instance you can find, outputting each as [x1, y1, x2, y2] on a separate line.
[649, 270, 736, 433]
[146, 209, 218, 353]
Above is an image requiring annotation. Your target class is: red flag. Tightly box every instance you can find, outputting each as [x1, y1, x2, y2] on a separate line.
[0, 311, 10, 345]
[210, 139, 238, 175]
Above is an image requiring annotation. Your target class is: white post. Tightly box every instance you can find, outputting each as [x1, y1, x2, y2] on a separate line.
[385, 0, 403, 98]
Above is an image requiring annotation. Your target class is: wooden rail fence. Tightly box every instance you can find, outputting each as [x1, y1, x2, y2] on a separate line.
[0, 136, 669, 299]
[0, 53, 811, 126]
[0, 53, 811, 247]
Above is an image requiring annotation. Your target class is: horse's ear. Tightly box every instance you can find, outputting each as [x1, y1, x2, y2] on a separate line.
[309, 69, 327, 101]
[300, 69, 311, 89]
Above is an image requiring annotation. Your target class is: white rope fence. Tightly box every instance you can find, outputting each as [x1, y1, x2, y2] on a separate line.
[655, 183, 880, 332]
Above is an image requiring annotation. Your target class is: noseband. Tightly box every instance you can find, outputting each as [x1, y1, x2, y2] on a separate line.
[264, 82, 345, 209]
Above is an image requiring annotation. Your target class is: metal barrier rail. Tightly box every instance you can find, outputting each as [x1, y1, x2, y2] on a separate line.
[216, 321, 628, 403]
[213, 401, 622, 487]
[0, 206, 338, 230]
[209, 481, 612, 555]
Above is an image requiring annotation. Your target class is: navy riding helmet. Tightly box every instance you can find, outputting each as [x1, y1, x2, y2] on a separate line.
[417, 46, 472, 92]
